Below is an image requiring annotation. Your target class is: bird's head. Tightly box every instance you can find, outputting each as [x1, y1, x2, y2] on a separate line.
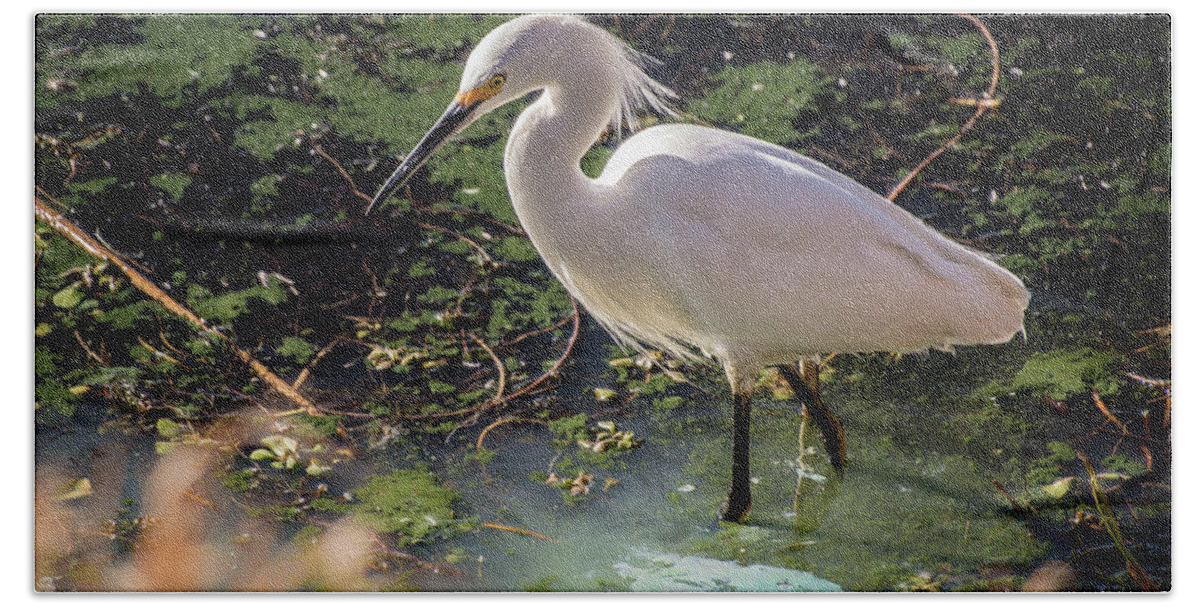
[367, 15, 672, 213]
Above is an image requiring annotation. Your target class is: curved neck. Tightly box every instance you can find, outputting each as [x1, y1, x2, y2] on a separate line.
[503, 84, 616, 236]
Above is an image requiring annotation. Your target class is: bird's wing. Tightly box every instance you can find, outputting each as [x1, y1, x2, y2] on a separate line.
[598, 125, 1027, 356]
[608, 134, 959, 281]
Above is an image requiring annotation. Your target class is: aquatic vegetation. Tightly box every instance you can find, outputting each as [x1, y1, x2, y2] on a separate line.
[979, 348, 1120, 402]
[690, 59, 830, 145]
[350, 470, 467, 546]
[576, 421, 643, 454]
[532, 416, 646, 504]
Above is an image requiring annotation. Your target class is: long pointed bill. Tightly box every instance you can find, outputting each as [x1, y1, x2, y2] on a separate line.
[366, 100, 478, 214]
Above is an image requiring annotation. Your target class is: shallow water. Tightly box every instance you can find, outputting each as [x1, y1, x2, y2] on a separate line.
[395, 331, 1042, 591]
[36, 323, 1054, 592]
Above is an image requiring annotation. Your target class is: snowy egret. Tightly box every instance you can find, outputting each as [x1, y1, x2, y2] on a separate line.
[370, 15, 1029, 522]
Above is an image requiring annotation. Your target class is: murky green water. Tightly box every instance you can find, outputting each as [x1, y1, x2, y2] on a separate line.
[37, 331, 1045, 592]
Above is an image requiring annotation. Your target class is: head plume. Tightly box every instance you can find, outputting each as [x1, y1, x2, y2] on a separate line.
[460, 14, 676, 135]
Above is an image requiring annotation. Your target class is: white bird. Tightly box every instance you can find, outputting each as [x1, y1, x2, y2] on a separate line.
[369, 14, 1029, 522]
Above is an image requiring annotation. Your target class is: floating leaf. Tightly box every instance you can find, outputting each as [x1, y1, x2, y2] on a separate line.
[593, 388, 618, 402]
[306, 459, 332, 476]
[148, 172, 192, 200]
[156, 418, 183, 438]
[1041, 477, 1076, 499]
[51, 284, 83, 309]
[56, 478, 93, 501]
[260, 435, 300, 458]
[275, 336, 315, 365]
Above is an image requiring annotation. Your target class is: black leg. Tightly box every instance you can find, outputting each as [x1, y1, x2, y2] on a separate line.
[719, 391, 753, 522]
[777, 361, 847, 475]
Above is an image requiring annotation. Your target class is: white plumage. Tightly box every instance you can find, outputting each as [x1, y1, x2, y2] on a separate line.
[371, 14, 1029, 521]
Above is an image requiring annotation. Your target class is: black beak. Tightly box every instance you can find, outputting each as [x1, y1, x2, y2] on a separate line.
[366, 100, 478, 214]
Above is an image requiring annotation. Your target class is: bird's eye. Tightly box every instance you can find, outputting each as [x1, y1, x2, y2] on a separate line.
[489, 75, 506, 88]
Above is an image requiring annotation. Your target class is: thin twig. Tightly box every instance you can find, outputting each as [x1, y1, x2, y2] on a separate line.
[1078, 451, 1159, 591]
[500, 311, 577, 348]
[495, 297, 581, 403]
[1091, 390, 1132, 437]
[887, 13, 1001, 202]
[73, 330, 107, 365]
[292, 337, 341, 390]
[157, 329, 190, 359]
[992, 479, 1031, 514]
[476, 417, 548, 451]
[137, 335, 181, 366]
[480, 521, 559, 544]
[313, 144, 363, 197]
[1122, 371, 1170, 387]
[418, 222, 493, 266]
[413, 204, 526, 236]
[470, 333, 507, 403]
